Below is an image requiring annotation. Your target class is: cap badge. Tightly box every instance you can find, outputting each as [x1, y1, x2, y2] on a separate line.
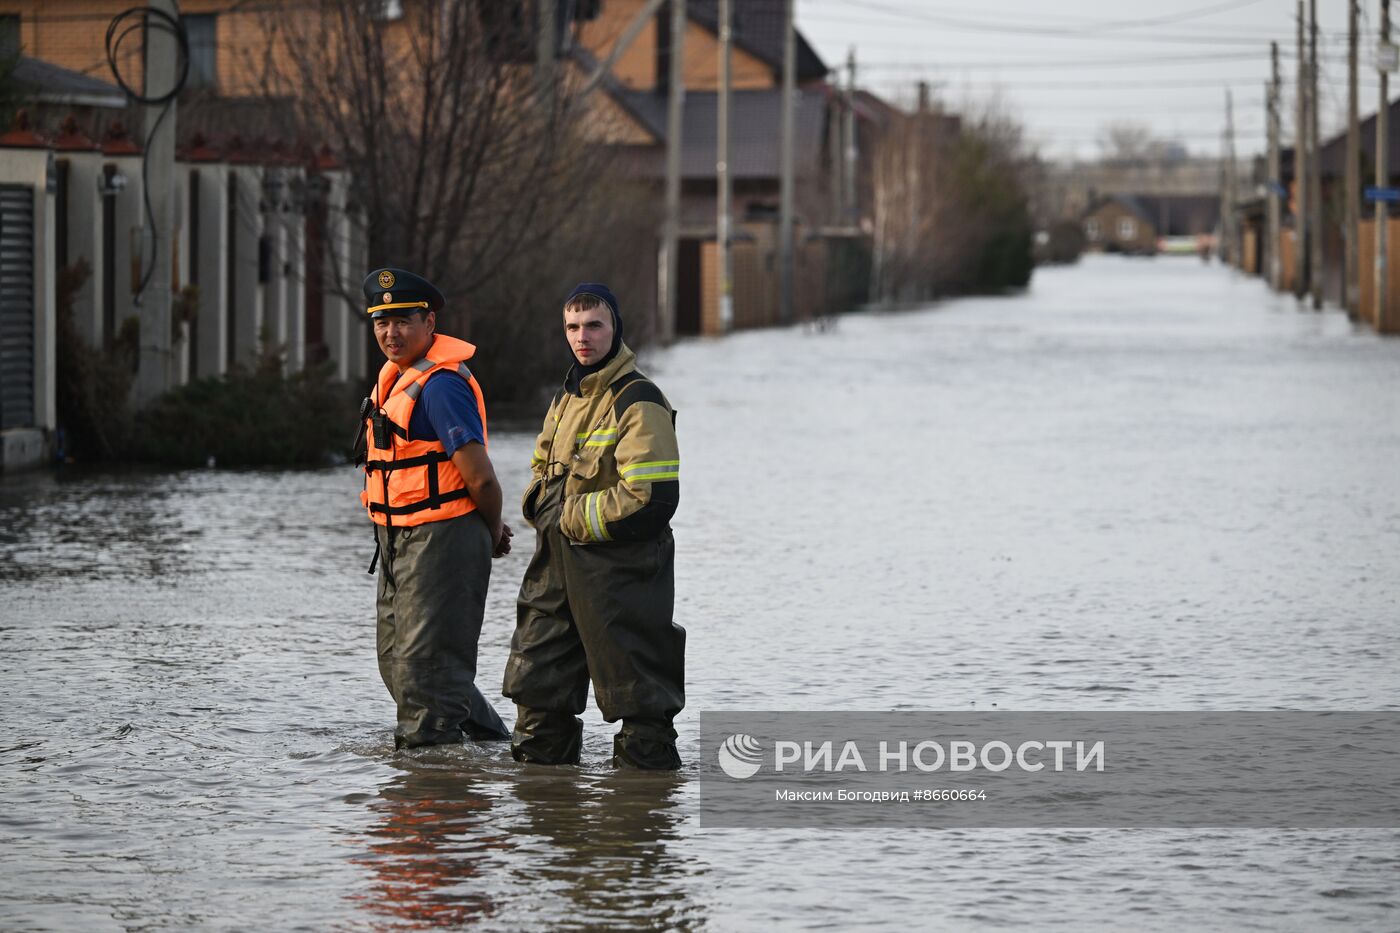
[378, 270, 396, 289]
[382, 292, 392, 303]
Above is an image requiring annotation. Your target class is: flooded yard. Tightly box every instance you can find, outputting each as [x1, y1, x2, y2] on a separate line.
[2, 255, 1397, 930]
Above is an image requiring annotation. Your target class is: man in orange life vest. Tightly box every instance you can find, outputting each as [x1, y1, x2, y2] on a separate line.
[357, 268, 512, 748]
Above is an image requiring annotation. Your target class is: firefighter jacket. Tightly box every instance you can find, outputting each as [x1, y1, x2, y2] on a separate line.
[523, 344, 679, 543]
[361, 334, 488, 528]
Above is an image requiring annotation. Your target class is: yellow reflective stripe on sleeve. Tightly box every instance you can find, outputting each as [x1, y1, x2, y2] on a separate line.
[619, 460, 680, 483]
[531, 448, 547, 464]
[586, 491, 610, 541]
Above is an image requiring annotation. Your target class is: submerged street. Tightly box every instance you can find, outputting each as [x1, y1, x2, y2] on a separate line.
[2, 255, 1398, 930]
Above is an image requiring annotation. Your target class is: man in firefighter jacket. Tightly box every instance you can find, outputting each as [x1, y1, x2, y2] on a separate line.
[503, 283, 686, 770]
[358, 268, 512, 748]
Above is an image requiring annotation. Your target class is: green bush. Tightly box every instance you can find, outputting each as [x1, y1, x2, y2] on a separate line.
[128, 351, 359, 467]
[953, 129, 1035, 292]
[55, 260, 137, 461]
[1037, 220, 1088, 265]
[58, 260, 356, 467]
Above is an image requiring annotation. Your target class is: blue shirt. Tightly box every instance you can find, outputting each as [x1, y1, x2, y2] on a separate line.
[406, 371, 485, 455]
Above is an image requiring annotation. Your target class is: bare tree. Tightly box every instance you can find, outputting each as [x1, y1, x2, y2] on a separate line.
[1097, 120, 1189, 166]
[269, 3, 594, 290]
[870, 94, 1033, 303]
[204, 0, 659, 403]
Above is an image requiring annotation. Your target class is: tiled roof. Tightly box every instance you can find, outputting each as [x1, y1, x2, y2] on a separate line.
[687, 0, 828, 82]
[614, 87, 828, 179]
[1085, 193, 1219, 236]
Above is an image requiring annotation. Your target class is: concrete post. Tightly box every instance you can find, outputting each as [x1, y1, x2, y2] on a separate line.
[1345, 0, 1360, 314]
[230, 164, 265, 367]
[262, 169, 288, 364]
[191, 161, 228, 378]
[285, 167, 306, 372]
[322, 170, 354, 383]
[1294, 0, 1308, 298]
[659, 0, 685, 344]
[1267, 43, 1282, 290]
[38, 155, 56, 434]
[135, 0, 178, 406]
[62, 148, 105, 345]
[777, 0, 796, 324]
[102, 144, 144, 351]
[1378, 0, 1392, 332]
[172, 165, 190, 385]
[717, 0, 733, 333]
[346, 195, 370, 382]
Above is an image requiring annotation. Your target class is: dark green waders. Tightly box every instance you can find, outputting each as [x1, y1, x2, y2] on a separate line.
[503, 479, 686, 769]
[375, 511, 511, 748]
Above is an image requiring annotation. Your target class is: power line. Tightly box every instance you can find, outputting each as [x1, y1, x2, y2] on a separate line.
[859, 51, 1351, 72]
[798, 7, 1297, 45]
[882, 76, 1291, 90]
[817, 0, 1271, 33]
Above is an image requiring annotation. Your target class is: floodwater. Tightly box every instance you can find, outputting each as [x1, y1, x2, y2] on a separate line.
[3, 255, 1398, 931]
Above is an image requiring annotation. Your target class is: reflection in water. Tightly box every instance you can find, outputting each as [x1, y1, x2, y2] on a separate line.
[352, 761, 506, 928]
[348, 757, 700, 930]
[509, 769, 698, 929]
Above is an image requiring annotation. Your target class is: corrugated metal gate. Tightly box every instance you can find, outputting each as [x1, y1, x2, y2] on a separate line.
[0, 183, 34, 431]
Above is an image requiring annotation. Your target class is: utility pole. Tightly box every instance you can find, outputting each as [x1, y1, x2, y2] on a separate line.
[1294, 0, 1308, 298]
[1308, 0, 1322, 309]
[136, 0, 177, 406]
[778, 0, 796, 325]
[844, 48, 857, 226]
[660, 0, 685, 343]
[1268, 42, 1283, 290]
[1224, 89, 1238, 266]
[914, 80, 929, 264]
[828, 68, 842, 221]
[1346, 0, 1360, 315]
[717, 0, 733, 333]
[1378, 0, 1392, 332]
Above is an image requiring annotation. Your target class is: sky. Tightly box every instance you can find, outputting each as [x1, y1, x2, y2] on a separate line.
[795, 0, 1375, 162]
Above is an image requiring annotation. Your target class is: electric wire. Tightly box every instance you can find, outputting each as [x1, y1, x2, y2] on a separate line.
[105, 6, 191, 304]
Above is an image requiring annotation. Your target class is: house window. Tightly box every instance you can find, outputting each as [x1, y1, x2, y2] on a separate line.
[0, 15, 20, 58]
[1119, 217, 1137, 240]
[183, 14, 217, 89]
[1085, 219, 1100, 241]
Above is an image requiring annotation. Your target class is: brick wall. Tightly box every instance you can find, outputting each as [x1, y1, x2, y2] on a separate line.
[576, 0, 773, 93]
[1, 0, 406, 99]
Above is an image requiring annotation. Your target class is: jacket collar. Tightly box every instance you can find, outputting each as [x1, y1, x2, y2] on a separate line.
[379, 333, 476, 400]
[568, 343, 636, 397]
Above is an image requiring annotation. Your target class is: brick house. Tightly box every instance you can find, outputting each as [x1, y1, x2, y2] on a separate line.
[570, 0, 869, 335]
[1082, 194, 1218, 256]
[1082, 196, 1159, 255]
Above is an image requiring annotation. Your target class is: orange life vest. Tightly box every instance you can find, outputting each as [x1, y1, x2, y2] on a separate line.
[361, 334, 488, 527]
